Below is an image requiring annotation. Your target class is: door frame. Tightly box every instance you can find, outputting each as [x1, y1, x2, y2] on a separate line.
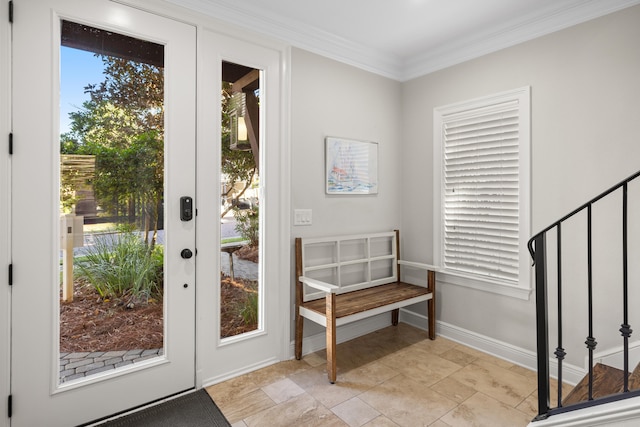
[1, 2, 11, 427]
[0, 2, 292, 425]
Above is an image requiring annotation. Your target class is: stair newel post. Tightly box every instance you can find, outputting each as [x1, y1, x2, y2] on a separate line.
[533, 233, 551, 419]
[621, 182, 632, 392]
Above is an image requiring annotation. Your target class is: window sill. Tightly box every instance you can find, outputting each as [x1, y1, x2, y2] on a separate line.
[438, 270, 532, 300]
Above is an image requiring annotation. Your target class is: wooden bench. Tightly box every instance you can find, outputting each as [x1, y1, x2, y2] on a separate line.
[294, 230, 437, 383]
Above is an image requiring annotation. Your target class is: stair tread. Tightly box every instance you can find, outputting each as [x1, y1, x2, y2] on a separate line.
[629, 361, 640, 390]
[563, 363, 626, 406]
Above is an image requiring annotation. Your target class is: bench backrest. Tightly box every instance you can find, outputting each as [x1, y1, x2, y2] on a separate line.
[295, 230, 400, 302]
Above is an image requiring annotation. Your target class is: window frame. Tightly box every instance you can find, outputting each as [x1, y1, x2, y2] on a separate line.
[433, 87, 532, 300]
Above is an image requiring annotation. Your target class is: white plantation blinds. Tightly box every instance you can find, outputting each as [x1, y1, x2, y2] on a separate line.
[443, 101, 520, 282]
[434, 87, 530, 294]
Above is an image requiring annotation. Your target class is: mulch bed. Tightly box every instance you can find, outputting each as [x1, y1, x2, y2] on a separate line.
[60, 248, 259, 353]
[60, 285, 164, 353]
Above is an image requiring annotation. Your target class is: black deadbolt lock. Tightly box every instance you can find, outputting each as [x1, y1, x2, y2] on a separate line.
[181, 248, 193, 259]
[180, 196, 193, 221]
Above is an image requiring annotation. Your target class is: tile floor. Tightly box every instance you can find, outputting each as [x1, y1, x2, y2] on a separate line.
[206, 323, 571, 426]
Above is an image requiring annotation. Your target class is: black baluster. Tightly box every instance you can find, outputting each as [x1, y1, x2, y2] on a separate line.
[556, 223, 565, 407]
[586, 204, 597, 400]
[621, 183, 632, 392]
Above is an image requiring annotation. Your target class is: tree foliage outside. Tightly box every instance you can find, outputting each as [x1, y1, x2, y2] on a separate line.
[61, 56, 164, 245]
[61, 54, 259, 248]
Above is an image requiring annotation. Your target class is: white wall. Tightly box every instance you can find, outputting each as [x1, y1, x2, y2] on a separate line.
[290, 48, 402, 338]
[290, 48, 403, 235]
[401, 5, 640, 366]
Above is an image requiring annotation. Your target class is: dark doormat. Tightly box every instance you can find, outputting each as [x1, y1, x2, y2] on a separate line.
[96, 389, 230, 427]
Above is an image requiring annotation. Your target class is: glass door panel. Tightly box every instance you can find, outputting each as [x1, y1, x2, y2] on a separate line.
[220, 61, 261, 340]
[59, 20, 166, 384]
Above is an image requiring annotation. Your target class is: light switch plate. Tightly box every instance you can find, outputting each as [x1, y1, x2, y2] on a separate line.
[294, 209, 312, 226]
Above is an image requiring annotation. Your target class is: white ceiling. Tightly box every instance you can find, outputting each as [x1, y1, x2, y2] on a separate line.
[168, 0, 640, 81]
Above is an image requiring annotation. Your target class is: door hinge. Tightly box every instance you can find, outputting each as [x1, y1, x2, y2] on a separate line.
[8, 264, 12, 286]
[8, 133, 13, 155]
[7, 394, 12, 418]
[8, 1, 13, 23]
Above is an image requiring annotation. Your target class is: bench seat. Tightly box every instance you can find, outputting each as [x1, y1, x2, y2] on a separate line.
[299, 282, 430, 325]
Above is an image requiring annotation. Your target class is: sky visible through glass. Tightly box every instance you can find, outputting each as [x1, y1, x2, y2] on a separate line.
[60, 46, 105, 133]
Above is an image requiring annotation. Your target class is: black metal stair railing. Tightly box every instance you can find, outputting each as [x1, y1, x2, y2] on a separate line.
[528, 170, 640, 421]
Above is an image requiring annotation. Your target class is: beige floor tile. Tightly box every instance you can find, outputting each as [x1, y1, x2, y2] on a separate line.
[430, 377, 476, 404]
[340, 360, 400, 391]
[446, 345, 515, 370]
[372, 324, 431, 348]
[516, 393, 539, 418]
[473, 350, 516, 370]
[244, 393, 347, 427]
[262, 377, 305, 404]
[334, 339, 404, 373]
[440, 392, 531, 427]
[216, 388, 275, 425]
[380, 346, 464, 387]
[449, 359, 536, 406]
[439, 348, 479, 367]
[411, 336, 458, 355]
[206, 375, 261, 406]
[331, 397, 380, 427]
[304, 352, 327, 367]
[360, 374, 458, 426]
[508, 364, 537, 380]
[243, 359, 311, 387]
[362, 415, 401, 426]
[290, 365, 360, 408]
[211, 324, 550, 427]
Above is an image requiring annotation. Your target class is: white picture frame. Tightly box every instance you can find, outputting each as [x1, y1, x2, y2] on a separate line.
[325, 137, 378, 195]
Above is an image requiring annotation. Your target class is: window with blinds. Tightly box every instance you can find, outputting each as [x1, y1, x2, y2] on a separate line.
[434, 87, 530, 296]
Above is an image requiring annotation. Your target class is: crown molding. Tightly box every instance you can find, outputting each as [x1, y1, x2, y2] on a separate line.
[167, 0, 640, 82]
[165, 0, 402, 79]
[401, 0, 640, 81]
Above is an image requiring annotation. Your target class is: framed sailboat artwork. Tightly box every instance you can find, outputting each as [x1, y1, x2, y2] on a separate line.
[325, 137, 378, 195]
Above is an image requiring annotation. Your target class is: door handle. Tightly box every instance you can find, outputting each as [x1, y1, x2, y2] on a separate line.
[181, 248, 193, 259]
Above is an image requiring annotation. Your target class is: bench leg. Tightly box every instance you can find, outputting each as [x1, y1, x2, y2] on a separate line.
[428, 270, 436, 340]
[391, 308, 399, 326]
[326, 293, 337, 383]
[295, 307, 303, 360]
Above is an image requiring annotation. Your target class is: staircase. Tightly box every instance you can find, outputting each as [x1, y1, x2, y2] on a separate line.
[563, 363, 640, 406]
[528, 169, 640, 422]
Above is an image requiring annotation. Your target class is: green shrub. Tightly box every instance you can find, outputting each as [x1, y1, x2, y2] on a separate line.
[239, 291, 258, 325]
[234, 205, 259, 247]
[75, 231, 163, 302]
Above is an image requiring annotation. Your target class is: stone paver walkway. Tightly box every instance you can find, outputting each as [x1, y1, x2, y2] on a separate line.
[59, 348, 163, 383]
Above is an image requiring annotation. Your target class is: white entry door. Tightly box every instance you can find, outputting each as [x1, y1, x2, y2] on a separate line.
[10, 1, 196, 426]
